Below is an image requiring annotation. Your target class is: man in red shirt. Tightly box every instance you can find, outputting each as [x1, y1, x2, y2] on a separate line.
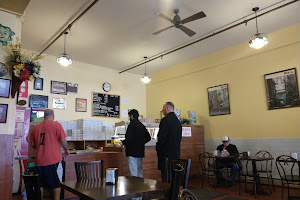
[29, 109, 69, 200]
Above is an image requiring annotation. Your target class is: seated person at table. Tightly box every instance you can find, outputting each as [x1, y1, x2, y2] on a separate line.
[213, 136, 239, 187]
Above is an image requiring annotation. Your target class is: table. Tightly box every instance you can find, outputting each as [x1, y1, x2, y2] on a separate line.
[60, 176, 170, 200]
[242, 156, 274, 196]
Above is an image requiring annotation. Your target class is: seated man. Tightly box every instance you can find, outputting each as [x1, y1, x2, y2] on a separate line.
[213, 136, 239, 187]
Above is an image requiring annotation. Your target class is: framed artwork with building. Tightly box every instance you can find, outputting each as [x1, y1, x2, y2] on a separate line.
[264, 68, 300, 110]
[207, 84, 231, 116]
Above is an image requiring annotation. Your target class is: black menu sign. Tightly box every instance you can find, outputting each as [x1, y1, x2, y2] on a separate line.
[92, 92, 120, 117]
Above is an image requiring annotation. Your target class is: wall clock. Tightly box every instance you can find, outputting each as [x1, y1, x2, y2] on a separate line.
[102, 82, 111, 92]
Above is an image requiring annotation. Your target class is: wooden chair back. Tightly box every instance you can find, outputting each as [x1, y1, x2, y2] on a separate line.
[255, 150, 273, 173]
[169, 164, 184, 200]
[75, 160, 104, 180]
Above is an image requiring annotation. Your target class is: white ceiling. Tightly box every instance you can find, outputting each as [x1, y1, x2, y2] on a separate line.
[20, 0, 300, 75]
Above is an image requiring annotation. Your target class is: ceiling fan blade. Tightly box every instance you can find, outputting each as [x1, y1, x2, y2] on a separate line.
[155, 12, 174, 24]
[152, 25, 174, 35]
[181, 11, 206, 24]
[178, 25, 196, 37]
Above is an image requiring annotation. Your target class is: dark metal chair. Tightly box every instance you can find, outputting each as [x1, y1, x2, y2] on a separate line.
[199, 152, 220, 189]
[164, 158, 191, 189]
[276, 155, 300, 200]
[178, 189, 198, 200]
[235, 153, 258, 197]
[22, 172, 42, 200]
[74, 160, 104, 180]
[255, 150, 275, 193]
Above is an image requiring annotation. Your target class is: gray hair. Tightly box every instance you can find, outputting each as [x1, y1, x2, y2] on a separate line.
[44, 109, 54, 117]
[165, 102, 174, 110]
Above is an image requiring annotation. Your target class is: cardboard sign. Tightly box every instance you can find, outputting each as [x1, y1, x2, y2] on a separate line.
[182, 127, 192, 137]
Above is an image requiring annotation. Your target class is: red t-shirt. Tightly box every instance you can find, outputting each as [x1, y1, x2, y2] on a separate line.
[30, 120, 66, 166]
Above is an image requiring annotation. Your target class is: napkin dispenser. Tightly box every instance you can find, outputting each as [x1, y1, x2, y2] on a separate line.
[106, 168, 118, 184]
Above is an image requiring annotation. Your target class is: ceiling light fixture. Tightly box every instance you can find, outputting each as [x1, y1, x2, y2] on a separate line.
[57, 31, 72, 67]
[140, 56, 151, 84]
[249, 7, 268, 49]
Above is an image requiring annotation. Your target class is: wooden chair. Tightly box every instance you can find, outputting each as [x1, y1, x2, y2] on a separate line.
[164, 158, 191, 189]
[74, 160, 104, 180]
[22, 172, 42, 200]
[255, 150, 275, 193]
[276, 155, 300, 200]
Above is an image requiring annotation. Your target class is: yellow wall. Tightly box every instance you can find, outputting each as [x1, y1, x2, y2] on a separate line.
[26, 54, 146, 122]
[146, 24, 300, 139]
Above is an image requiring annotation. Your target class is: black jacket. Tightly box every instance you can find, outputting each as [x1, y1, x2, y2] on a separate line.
[217, 143, 239, 163]
[156, 112, 182, 170]
[122, 119, 151, 158]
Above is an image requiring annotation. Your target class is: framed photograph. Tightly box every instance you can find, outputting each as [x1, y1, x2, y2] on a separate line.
[53, 98, 66, 109]
[0, 104, 8, 123]
[207, 84, 231, 116]
[264, 68, 300, 110]
[30, 108, 45, 122]
[76, 98, 87, 112]
[30, 95, 48, 108]
[0, 78, 11, 98]
[51, 80, 67, 95]
[34, 78, 43, 90]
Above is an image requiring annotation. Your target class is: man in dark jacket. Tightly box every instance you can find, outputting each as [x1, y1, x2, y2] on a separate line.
[214, 136, 239, 187]
[156, 102, 182, 181]
[122, 109, 151, 177]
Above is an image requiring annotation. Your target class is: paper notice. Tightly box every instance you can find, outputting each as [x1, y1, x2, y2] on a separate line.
[122, 110, 128, 117]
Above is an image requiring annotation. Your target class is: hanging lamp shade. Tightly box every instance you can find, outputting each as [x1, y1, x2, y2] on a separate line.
[249, 7, 268, 49]
[57, 32, 72, 66]
[140, 56, 151, 84]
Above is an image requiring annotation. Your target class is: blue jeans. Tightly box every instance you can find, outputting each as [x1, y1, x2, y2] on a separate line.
[212, 161, 239, 183]
[128, 156, 143, 178]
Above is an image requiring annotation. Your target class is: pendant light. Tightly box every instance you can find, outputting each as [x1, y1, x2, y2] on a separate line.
[140, 56, 151, 84]
[249, 7, 268, 49]
[57, 32, 72, 67]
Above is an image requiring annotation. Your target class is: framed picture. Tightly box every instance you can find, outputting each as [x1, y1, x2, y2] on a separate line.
[34, 78, 43, 90]
[30, 95, 48, 108]
[76, 98, 87, 112]
[207, 84, 231, 116]
[0, 78, 11, 98]
[53, 98, 66, 109]
[51, 80, 67, 95]
[30, 108, 45, 122]
[264, 68, 300, 110]
[0, 104, 8, 123]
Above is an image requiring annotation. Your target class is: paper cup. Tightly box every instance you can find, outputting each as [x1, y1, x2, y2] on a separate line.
[290, 152, 298, 160]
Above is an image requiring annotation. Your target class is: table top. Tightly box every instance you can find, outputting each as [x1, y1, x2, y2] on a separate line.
[248, 157, 274, 161]
[60, 176, 170, 200]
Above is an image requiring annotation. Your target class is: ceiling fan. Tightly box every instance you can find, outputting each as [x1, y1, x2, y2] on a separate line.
[153, 9, 206, 37]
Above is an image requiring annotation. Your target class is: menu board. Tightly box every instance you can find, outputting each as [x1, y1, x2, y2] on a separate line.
[92, 92, 120, 117]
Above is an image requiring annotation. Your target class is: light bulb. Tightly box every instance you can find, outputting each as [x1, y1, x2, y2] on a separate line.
[56, 53, 72, 67]
[249, 33, 268, 49]
[140, 75, 151, 83]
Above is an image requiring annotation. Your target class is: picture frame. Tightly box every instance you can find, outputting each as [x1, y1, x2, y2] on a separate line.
[51, 80, 67, 95]
[264, 68, 300, 110]
[34, 78, 43, 90]
[53, 98, 66, 109]
[30, 108, 45, 122]
[0, 78, 11, 98]
[207, 84, 231, 116]
[76, 98, 87, 112]
[30, 95, 48, 108]
[0, 104, 8, 123]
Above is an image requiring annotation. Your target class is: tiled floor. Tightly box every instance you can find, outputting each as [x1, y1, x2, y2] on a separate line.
[12, 176, 300, 200]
